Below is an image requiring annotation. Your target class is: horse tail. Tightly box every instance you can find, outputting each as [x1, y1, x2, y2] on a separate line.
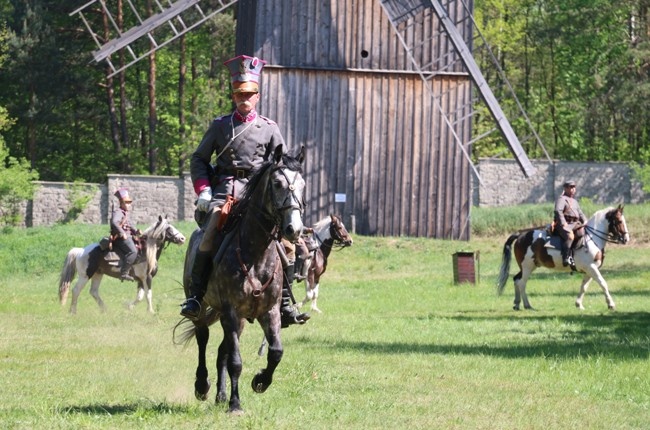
[496, 233, 519, 296]
[59, 248, 84, 305]
[172, 309, 221, 346]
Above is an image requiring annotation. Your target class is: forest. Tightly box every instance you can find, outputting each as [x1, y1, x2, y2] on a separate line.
[1, 0, 650, 185]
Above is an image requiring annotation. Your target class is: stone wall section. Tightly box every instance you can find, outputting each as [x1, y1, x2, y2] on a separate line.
[4, 160, 647, 228]
[7, 173, 195, 228]
[473, 159, 647, 207]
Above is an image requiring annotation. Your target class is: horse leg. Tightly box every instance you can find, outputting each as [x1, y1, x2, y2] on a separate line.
[588, 268, 616, 310]
[88, 275, 107, 312]
[310, 281, 322, 313]
[575, 275, 593, 310]
[69, 275, 90, 315]
[252, 312, 283, 394]
[513, 268, 534, 310]
[215, 336, 229, 404]
[296, 279, 312, 310]
[145, 280, 154, 314]
[142, 275, 154, 314]
[127, 280, 144, 311]
[512, 270, 523, 310]
[194, 324, 211, 401]
[219, 306, 244, 414]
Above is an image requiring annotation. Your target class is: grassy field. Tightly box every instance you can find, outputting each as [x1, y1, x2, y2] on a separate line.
[0, 205, 648, 429]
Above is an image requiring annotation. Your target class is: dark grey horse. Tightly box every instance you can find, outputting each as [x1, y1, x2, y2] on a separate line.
[179, 145, 306, 414]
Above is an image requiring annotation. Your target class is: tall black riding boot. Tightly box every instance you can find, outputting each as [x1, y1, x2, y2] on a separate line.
[294, 256, 305, 281]
[180, 250, 212, 320]
[120, 263, 135, 282]
[280, 264, 310, 328]
[561, 239, 572, 267]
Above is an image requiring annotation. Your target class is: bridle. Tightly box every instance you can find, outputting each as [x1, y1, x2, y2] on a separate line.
[270, 165, 305, 215]
[248, 163, 305, 237]
[314, 218, 351, 250]
[584, 210, 628, 245]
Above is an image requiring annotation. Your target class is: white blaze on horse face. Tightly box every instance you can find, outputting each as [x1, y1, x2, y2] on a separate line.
[620, 214, 630, 244]
[272, 168, 305, 242]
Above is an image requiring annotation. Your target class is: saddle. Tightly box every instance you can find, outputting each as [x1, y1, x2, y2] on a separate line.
[85, 235, 145, 278]
[541, 228, 585, 251]
[302, 234, 319, 252]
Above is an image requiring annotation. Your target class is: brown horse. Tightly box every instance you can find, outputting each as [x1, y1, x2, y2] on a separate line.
[178, 146, 305, 414]
[296, 214, 353, 313]
[58, 216, 186, 314]
[257, 214, 353, 356]
[496, 205, 629, 311]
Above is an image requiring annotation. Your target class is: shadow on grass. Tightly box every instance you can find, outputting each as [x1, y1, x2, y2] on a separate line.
[59, 402, 192, 416]
[306, 312, 650, 361]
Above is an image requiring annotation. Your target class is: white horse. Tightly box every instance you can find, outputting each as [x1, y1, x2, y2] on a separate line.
[496, 205, 629, 311]
[58, 216, 185, 314]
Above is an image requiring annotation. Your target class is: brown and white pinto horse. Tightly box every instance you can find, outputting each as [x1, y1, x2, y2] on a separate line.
[296, 214, 353, 313]
[496, 205, 629, 311]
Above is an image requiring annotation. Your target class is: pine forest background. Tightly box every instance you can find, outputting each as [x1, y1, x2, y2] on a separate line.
[2, 0, 650, 186]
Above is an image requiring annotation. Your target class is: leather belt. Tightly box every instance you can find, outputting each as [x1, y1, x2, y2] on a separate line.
[223, 169, 250, 179]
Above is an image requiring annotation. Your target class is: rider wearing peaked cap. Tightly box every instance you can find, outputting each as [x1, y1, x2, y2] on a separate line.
[180, 55, 310, 327]
[110, 188, 139, 281]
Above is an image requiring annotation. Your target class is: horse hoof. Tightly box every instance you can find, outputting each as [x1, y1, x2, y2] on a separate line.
[216, 392, 227, 404]
[512, 306, 520, 311]
[252, 373, 271, 393]
[194, 379, 210, 401]
[227, 407, 244, 416]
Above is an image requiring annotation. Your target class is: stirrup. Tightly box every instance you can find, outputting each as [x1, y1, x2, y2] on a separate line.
[180, 297, 202, 320]
[120, 273, 135, 282]
[281, 307, 310, 328]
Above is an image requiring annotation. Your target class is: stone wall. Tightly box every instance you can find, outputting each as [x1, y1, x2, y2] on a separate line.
[473, 159, 647, 207]
[7, 173, 195, 228]
[4, 160, 647, 228]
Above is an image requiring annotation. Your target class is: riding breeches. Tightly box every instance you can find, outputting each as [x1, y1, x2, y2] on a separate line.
[113, 237, 137, 265]
[198, 207, 222, 253]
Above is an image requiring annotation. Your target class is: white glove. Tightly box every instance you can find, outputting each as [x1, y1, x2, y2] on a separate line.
[196, 187, 213, 212]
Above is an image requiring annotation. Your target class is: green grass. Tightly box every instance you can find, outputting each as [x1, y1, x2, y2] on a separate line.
[0, 207, 649, 429]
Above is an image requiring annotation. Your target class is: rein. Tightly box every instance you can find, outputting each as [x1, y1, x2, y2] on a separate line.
[229, 162, 302, 299]
[584, 223, 622, 246]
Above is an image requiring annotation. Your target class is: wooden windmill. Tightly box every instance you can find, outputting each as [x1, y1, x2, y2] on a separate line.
[72, 0, 548, 239]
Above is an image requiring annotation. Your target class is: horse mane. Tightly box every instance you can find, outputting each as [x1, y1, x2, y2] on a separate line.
[588, 206, 615, 226]
[227, 162, 274, 222]
[312, 216, 333, 239]
[227, 152, 304, 223]
[142, 217, 168, 274]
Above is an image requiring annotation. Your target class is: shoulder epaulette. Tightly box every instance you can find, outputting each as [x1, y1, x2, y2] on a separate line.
[258, 115, 277, 125]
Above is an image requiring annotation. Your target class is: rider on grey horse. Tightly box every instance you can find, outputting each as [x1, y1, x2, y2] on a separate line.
[180, 55, 309, 327]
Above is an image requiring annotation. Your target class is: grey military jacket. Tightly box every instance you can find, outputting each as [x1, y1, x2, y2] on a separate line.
[190, 111, 287, 205]
[554, 194, 587, 228]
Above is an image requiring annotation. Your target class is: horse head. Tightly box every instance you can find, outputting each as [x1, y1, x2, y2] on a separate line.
[269, 145, 306, 242]
[329, 214, 353, 247]
[160, 215, 186, 246]
[606, 204, 629, 244]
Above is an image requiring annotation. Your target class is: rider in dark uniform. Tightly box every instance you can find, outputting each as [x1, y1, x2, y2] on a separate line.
[110, 188, 139, 281]
[180, 55, 309, 327]
[554, 180, 587, 267]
